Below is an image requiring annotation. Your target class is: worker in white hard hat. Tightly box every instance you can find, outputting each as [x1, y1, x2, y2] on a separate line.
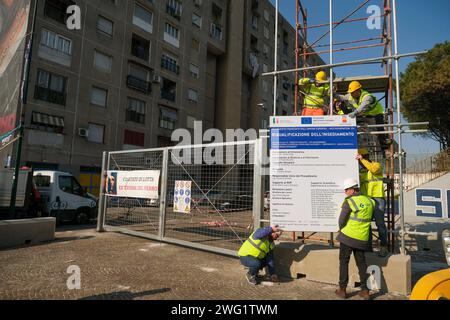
[335, 178, 375, 300]
[298, 71, 330, 116]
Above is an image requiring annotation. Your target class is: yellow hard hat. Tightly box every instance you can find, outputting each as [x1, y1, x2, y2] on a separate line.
[348, 81, 362, 93]
[358, 148, 369, 155]
[316, 71, 327, 82]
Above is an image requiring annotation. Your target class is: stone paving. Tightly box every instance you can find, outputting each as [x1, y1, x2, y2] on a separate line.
[0, 226, 410, 300]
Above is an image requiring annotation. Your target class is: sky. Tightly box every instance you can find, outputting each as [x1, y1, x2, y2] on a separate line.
[269, 0, 450, 158]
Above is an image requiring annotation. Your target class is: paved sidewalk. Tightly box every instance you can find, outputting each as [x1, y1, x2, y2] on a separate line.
[0, 227, 406, 300]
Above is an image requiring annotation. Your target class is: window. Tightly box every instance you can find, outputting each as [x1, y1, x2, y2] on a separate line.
[133, 3, 153, 33]
[127, 63, 151, 94]
[192, 13, 202, 28]
[264, 26, 269, 39]
[87, 123, 105, 143]
[188, 89, 198, 103]
[264, 10, 270, 22]
[41, 29, 72, 55]
[161, 78, 176, 102]
[252, 15, 258, 30]
[124, 129, 145, 147]
[126, 97, 146, 124]
[31, 111, 65, 133]
[97, 16, 114, 37]
[59, 175, 85, 196]
[191, 38, 200, 52]
[161, 53, 179, 74]
[33, 175, 51, 188]
[167, 0, 182, 20]
[164, 22, 180, 48]
[189, 63, 199, 79]
[262, 80, 268, 93]
[186, 115, 196, 129]
[90, 86, 107, 107]
[263, 64, 268, 73]
[131, 34, 150, 61]
[94, 50, 112, 72]
[263, 43, 269, 58]
[44, 0, 75, 24]
[159, 106, 177, 130]
[34, 69, 67, 105]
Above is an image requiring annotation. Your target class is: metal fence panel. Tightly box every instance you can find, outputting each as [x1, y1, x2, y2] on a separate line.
[104, 150, 164, 237]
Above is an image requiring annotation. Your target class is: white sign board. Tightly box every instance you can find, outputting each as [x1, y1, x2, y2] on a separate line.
[106, 170, 160, 199]
[270, 116, 359, 232]
[174, 180, 192, 213]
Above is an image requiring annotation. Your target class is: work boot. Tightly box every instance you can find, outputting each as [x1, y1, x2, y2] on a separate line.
[246, 272, 258, 285]
[378, 246, 389, 258]
[358, 289, 371, 300]
[335, 287, 347, 299]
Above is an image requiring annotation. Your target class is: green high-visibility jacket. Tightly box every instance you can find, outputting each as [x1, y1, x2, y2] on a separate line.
[299, 78, 330, 109]
[360, 169, 386, 198]
[238, 231, 275, 260]
[348, 90, 384, 116]
[341, 195, 375, 242]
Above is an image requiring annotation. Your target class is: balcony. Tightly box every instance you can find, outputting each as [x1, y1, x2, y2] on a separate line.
[126, 75, 151, 94]
[34, 86, 66, 105]
[161, 56, 180, 74]
[166, 4, 181, 20]
[210, 23, 223, 41]
[161, 89, 176, 102]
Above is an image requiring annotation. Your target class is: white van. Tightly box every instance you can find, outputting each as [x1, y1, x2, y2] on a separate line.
[33, 171, 97, 224]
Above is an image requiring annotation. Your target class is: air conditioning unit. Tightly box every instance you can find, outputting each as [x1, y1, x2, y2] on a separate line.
[194, 0, 202, 7]
[153, 75, 161, 83]
[78, 128, 89, 138]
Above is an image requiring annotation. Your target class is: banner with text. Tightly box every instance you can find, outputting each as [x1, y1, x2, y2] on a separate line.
[270, 116, 359, 232]
[106, 170, 160, 199]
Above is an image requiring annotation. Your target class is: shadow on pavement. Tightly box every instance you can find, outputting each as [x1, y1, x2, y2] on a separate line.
[79, 288, 171, 300]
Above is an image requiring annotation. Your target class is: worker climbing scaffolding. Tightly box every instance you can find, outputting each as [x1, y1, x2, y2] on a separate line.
[298, 71, 330, 116]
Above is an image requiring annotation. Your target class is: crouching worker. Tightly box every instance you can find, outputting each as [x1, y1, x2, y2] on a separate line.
[238, 225, 283, 285]
[335, 179, 375, 300]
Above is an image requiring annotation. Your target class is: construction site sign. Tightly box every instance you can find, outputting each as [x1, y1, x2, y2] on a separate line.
[174, 180, 192, 214]
[106, 170, 160, 199]
[270, 116, 359, 232]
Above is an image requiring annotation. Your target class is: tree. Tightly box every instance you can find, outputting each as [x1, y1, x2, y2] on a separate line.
[400, 42, 450, 150]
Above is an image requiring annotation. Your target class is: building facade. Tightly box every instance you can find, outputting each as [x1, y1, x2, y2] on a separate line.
[4, 0, 324, 195]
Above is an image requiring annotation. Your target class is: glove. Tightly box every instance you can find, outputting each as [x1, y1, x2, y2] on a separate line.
[348, 112, 357, 119]
[271, 274, 279, 283]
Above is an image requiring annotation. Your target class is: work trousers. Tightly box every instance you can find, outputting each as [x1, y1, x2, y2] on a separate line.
[240, 256, 267, 276]
[339, 243, 369, 291]
[302, 107, 324, 116]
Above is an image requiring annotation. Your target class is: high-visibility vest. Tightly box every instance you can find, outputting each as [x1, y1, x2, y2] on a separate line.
[238, 231, 275, 259]
[359, 169, 369, 196]
[348, 90, 384, 116]
[341, 195, 375, 242]
[300, 78, 329, 109]
[366, 170, 385, 198]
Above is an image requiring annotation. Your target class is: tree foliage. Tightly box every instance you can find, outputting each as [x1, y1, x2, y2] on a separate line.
[400, 42, 450, 150]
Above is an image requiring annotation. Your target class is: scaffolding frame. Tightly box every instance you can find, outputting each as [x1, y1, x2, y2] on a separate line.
[267, 0, 429, 255]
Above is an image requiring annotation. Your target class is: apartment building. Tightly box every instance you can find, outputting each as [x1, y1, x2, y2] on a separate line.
[6, 0, 323, 195]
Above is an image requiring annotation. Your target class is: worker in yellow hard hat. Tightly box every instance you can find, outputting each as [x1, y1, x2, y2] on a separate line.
[357, 148, 388, 257]
[298, 71, 330, 116]
[336, 81, 390, 151]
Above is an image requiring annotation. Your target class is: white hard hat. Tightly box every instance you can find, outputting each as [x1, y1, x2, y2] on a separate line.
[343, 178, 359, 190]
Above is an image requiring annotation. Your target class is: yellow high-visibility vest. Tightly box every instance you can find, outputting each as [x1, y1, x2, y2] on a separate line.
[238, 231, 274, 259]
[341, 195, 375, 242]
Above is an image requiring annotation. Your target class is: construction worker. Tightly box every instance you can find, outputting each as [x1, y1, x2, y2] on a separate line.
[357, 148, 389, 257]
[335, 81, 389, 151]
[335, 178, 375, 300]
[298, 71, 330, 116]
[238, 225, 283, 285]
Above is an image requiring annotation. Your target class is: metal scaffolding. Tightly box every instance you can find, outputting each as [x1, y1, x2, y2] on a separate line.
[265, 0, 429, 255]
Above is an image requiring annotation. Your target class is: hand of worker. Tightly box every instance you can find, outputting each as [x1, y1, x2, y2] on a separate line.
[356, 154, 363, 161]
[348, 112, 357, 119]
[271, 274, 279, 283]
[272, 225, 280, 232]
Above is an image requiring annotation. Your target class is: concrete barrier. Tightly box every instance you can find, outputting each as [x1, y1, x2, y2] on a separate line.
[0, 217, 55, 248]
[274, 242, 411, 295]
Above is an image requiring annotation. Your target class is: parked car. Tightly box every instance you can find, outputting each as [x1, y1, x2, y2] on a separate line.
[217, 193, 253, 212]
